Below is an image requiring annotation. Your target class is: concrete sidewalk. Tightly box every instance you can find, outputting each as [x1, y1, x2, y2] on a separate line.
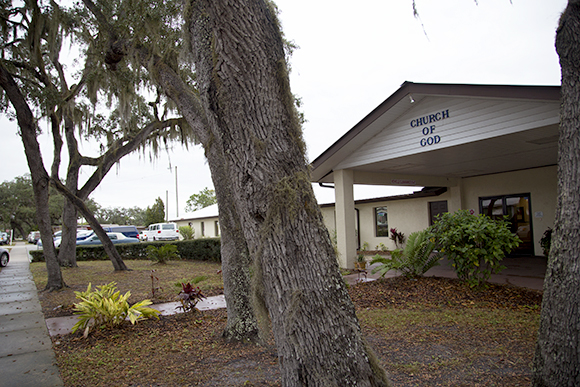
[0, 242, 63, 387]
[344, 255, 547, 290]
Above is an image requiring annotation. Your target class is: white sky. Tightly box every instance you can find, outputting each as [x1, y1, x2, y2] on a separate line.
[0, 0, 567, 217]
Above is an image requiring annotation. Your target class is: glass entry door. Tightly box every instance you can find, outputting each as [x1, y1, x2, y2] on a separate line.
[480, 194, 533, 256]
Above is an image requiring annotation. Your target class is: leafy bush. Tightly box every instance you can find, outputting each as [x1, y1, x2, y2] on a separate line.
[147, 244, 180, 264]
[179, 226, 195, 240]
[540, 227, 552, 256]
[72, 282, 160, 338]
[177, 282, 205, 312]
[174, 275, 208, 289]
[173, 238, 221, 262]
[371, 229, 441, 278]
[389, 228, 406, 249]
[375, 243, 388, 252]
[29, 238, 222, 263]
[427, 210, 520, 287]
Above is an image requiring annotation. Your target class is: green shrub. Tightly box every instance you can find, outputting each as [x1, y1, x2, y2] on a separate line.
[375, 243, 388, 252]
[389, 228, 406, 249]
[427, 210, 520, 287]
[29, 238, 222, 263]
[72, 282, 160, 338]
[174, 275, 208, 289]
[539, 227, 552, 256]
[177, 282, 205, 312]
[371, 229, 440, 278]
[146, 244, 180, 264]
[179, 226, 195, 240]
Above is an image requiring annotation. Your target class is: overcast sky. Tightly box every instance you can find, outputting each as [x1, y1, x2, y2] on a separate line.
[0, 0, 567, 218]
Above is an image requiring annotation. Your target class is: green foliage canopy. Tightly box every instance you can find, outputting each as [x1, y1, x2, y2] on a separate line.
[144, 197, 165, 226]
[0, 174, 67, 235]
[95, 205, 146, 226]
[185, 187, 217, 213]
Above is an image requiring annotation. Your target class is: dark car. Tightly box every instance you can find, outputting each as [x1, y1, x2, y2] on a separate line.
[0, 247, 9, 267]
[76, 232, 140, 246]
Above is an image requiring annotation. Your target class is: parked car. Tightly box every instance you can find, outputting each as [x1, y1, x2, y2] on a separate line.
[143, 223, 180, 241]
[76, 232, 140, 246]
[39, 230, 94, 248]
[0, 232, 7, 245]
[0, 246, 9, 267]
[27, 231, 41, 244]
[102, 225, 140, 239]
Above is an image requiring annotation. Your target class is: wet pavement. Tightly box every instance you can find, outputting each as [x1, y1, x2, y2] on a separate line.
[0, 242, 63, 387]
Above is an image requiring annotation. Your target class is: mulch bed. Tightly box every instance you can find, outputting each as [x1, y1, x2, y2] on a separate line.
[48, 276, 543, 386]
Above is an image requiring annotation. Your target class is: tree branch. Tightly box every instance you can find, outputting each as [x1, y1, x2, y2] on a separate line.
[77, 117, 184, 199]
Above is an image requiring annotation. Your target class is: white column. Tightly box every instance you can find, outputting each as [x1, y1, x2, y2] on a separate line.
[334, 169, 356, 269]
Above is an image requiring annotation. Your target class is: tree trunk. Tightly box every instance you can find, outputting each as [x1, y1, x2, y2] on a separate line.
[210, 156, 260, 342]
[57, 111, 81, 267]
[532, 2, 580, 386]
[59, 198, 79, 267]
[150, 53, 260, 342]
[187, 1, 390, 385]
[51, 179, 130, 271]
[0, 63, 65, 291]
[10, 220, 26, 241]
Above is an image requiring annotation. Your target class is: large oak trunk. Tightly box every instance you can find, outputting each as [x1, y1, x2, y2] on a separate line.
[532, 2, 580, 386]
[151, 54, 260, 342]
[187, 1, 390, 385]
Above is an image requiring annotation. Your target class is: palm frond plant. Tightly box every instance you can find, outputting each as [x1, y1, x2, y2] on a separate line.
[146, 244, 180, 264]
[72, 282, 160, 338]
[371, 229, 441, 278]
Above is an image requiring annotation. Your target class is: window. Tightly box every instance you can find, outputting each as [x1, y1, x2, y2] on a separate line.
[429, 201, 448, 225]
[480, 194, 533, 256]
[375, 207, 388, 237]
[214, 221, 220, 236]
[201, 222, 205, 237]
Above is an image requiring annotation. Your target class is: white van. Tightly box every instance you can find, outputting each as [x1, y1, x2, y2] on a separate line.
[144, 223, 180, 241]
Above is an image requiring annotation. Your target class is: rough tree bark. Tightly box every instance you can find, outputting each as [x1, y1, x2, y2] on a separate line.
[149, 53, 260, 342]
[187, 1, 390, 385]
[532, 1, 580, 386]
[0, 62, 66, 290]
[58, 110, 81, 267]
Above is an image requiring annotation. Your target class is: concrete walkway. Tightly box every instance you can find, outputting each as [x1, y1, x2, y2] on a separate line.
[0, 242, 63, 387]
[344, 255, 547, 290]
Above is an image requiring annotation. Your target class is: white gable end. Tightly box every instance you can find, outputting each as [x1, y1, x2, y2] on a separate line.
[336, 96, 560, 170]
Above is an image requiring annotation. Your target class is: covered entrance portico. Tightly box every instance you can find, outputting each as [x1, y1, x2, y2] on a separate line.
[312, 82, 560, 269]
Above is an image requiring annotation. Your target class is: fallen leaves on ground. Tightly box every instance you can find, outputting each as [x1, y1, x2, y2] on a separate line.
[47, 275, 542, 386]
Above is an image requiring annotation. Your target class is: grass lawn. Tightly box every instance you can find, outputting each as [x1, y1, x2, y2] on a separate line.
[30, 259, 542, 386]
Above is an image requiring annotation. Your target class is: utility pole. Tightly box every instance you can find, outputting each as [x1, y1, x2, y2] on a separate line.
[165, 190, 169, 222]
[175, 166, 179, 218]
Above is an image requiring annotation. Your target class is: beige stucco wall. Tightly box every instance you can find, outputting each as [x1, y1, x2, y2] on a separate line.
[174, 218, 220, 239]
[320, 165, 556, 259]
[461, 166, 557, 256]
[354, 190, 455, 251]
